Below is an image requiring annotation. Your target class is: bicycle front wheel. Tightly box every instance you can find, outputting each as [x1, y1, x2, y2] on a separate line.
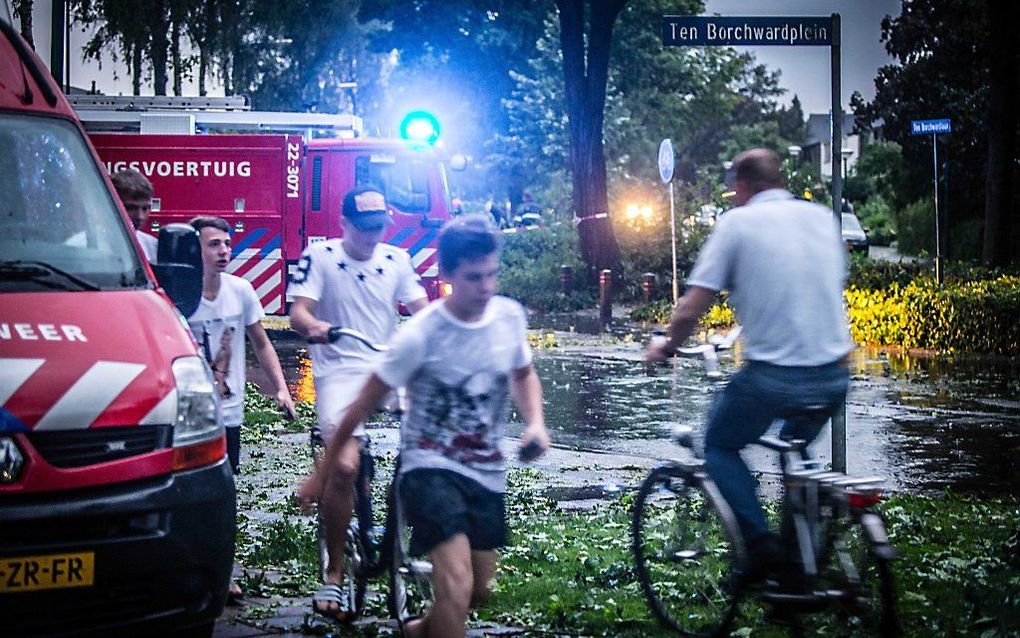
[386, 510, 434, 630]
[632, 465, 744, 637]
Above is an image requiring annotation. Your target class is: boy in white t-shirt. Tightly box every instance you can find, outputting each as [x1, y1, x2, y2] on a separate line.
[110, 168, 158, 263]
[187, 216, 296, 601]
[322, 215, 550, 637]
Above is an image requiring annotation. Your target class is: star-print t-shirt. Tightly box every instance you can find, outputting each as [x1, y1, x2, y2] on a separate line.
[287, 239, 427, 380]
[375, 297, 532, 493]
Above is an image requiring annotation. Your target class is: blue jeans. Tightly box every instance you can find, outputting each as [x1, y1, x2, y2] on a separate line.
[704, 360, 849, 545]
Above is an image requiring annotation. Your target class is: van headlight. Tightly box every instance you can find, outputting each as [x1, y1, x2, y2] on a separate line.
[171, 356, 221, 447]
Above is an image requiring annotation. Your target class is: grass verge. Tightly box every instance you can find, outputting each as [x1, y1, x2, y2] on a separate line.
[236, 399, 1020, 636]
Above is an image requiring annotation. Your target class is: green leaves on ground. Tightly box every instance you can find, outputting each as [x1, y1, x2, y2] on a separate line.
[237, 393, 1019, 636]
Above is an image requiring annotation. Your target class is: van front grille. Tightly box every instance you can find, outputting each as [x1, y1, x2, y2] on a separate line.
[27, 425, 171, 468]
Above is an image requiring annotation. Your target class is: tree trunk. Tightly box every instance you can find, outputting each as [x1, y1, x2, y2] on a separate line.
[983, 0, 1019, 266]
[556, 0, 623, 275]
[132, 41, 142, 95]
[171, 13, 182, 96]
[150, 0, 170, 95]
[198, 47, 208, 96]
[13, 0, 34, 49]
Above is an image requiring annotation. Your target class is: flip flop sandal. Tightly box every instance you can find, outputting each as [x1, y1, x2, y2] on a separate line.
[312, 583, 354, 623]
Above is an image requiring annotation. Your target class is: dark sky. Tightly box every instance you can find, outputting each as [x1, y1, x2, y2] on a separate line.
[703, 0, 902, 116]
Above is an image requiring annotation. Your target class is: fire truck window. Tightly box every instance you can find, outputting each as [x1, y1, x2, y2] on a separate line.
[311, 156, 323, 211]
[355, 156, 430, 213]
[0, 114, 142, 291]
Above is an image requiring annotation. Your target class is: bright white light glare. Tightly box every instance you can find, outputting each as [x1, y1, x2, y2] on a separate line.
[406, 119, 436, 141]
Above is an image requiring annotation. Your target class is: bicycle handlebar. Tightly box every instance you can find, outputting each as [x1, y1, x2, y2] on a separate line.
[312, 326, 389, 352]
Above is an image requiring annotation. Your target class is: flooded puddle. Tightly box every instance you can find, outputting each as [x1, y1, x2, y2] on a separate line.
[253, 327, 1019, 497]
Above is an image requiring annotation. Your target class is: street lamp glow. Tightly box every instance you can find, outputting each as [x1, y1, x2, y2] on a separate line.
[625, 203, 653, 223]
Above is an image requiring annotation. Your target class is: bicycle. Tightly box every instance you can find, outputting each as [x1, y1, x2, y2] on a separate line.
[307, 327, 434, 633]
[632, 337, 899, 637]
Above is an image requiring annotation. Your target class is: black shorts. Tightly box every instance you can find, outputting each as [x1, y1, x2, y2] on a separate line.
[398, 469, 506, 556]
[225, 426, 241, 475]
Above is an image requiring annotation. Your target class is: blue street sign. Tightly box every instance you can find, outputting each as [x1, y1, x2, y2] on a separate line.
[662, 16, 834, 46]
[911, 119, 951, 135]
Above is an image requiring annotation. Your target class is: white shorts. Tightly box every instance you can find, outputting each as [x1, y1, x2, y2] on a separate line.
[314, 372, 373, 442]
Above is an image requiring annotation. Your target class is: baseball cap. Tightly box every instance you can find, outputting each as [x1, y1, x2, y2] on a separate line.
[342, 187, 394, 232]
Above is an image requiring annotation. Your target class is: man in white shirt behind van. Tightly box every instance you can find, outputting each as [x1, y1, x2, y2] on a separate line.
[110, 168, 158, 262]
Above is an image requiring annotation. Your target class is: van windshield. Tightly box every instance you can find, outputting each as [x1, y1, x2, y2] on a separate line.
[0, 114, 146, 292]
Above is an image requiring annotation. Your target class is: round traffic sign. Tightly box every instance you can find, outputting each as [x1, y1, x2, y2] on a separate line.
[658, 139, 674, 183]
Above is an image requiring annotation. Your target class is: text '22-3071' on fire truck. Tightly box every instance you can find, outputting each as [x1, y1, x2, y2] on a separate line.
[72, 96, 462, 314]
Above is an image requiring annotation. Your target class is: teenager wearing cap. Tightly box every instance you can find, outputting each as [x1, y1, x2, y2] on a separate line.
[290, 185, 429, 621]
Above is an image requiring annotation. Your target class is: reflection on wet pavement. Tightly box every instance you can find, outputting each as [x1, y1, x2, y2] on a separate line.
[253, 328, 1019, 496]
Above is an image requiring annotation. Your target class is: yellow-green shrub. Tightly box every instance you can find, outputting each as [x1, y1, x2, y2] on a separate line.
[702, 302, 735, 329]
[846, 276, 1020, 355]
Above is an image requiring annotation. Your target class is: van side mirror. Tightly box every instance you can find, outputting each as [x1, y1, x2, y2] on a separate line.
[152, 223, 203, 317]
[449, 154, 468, 171]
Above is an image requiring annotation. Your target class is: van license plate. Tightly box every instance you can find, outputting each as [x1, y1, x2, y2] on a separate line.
[0, 552, 94, 593]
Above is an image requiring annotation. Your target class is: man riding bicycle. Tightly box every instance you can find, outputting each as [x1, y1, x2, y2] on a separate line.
[290, 186, 429, 620]
[645, 148, 853, 583]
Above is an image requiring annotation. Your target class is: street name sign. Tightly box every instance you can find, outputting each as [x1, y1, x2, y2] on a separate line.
[911, 118, 951, 135]
[662, 16, 834, 46]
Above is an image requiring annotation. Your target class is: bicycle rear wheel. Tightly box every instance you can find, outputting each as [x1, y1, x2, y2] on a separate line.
[817, 515, 898, 637]
[632, 465, 744, 637]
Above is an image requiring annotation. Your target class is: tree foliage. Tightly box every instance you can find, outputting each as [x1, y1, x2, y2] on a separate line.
[504, 0, 802, 216]
[71, 0, 386, 113]
[852, 0, 1019, 264]
[12, 0, 34, 48]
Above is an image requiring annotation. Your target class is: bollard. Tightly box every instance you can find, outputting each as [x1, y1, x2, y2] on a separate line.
[559, 265, 573, 294]
[641, 272, 657, 304]
[599, 269, 613, 329]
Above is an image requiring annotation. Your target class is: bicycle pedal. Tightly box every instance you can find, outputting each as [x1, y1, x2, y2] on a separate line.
[399, 560, 433, 577]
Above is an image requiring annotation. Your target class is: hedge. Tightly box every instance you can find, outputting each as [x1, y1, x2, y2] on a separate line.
[846, 276, 1020, 356]
[632, 276, 1020, 356]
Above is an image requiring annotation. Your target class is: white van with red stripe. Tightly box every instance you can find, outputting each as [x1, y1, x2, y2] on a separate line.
[0, 17, 234, 637]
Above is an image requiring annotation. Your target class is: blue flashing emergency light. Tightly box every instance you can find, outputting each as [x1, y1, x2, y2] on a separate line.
[399, 110, 441, 145]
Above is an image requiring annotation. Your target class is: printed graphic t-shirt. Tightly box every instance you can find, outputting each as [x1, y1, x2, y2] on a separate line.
[187, 273, 265, 427]
[375, 296, 532, 493]
[287, 240, 427, 379]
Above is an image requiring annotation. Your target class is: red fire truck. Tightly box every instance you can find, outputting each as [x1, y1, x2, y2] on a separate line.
[71, 96, 458, 313]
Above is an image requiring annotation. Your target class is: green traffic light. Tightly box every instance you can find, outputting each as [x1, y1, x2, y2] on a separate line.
[399, 110, 441, 145]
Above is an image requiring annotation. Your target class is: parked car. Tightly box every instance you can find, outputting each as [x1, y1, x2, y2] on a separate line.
[841, 212, 869, 253]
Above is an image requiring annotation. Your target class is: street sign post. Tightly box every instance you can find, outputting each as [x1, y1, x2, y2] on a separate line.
[663, 14, 848, 473]
[658, 139, 679, 303]
[911, 118, 952, 283]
